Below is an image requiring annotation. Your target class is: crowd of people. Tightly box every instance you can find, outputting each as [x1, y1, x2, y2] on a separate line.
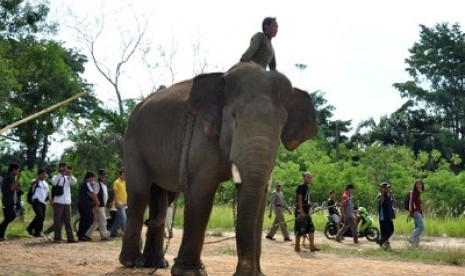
[0, 162, 128, 242]
[266, 171, 425, 252]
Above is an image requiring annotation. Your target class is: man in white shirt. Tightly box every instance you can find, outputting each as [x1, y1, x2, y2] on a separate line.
[86, 169, 110, 241]
[51, 163, 77, 243]
[26, 169, 49, 237]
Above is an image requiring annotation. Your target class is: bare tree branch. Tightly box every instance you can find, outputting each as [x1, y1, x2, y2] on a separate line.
[67, 0, 153, 115]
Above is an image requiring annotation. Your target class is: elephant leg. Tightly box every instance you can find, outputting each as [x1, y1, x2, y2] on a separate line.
[119, 159, 150, 267]
[144, 185, 168, 228]
[171, 179, 218, 276]
[143, 184, 169, 268]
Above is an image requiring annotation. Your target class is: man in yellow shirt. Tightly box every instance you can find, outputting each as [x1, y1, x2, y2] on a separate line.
[110, 170, 127, 237]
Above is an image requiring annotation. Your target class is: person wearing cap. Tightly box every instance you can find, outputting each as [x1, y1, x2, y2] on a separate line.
[26, 169, 49, 237]
[294, 172, 320, 252]
[266, 181, 292, 242]
[86, 169, 110, 241]
[335, 184, 358, 244]
[377, 182, 395, 250]
[77, 171, 99, 241]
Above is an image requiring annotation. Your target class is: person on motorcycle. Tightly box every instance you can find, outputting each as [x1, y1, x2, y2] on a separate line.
[327, 191, 342, 232]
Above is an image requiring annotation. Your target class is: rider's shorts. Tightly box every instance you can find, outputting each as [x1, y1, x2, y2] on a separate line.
[330, 214, 341, 224]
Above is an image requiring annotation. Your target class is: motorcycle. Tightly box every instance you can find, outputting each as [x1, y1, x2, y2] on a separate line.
[323, 206, 379, 242]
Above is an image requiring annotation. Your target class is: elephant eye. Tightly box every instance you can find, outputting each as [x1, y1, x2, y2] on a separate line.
[232, 112, 238, 128]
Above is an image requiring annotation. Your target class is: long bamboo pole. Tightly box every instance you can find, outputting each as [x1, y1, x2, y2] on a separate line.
[0, 91, 88, 135]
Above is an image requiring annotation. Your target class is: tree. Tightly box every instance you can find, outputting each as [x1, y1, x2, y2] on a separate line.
[69, 0, 152, 116]
[0, 1, 96, 169]
[393, 22, 465, 165]
[63, 99, 138, 176]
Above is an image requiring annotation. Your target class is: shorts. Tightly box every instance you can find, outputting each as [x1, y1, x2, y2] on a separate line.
[294, 214, 314, 236]
[330, 214, 341, 224]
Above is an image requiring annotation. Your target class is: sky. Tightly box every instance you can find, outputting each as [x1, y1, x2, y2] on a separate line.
[48, 0, 465, 131]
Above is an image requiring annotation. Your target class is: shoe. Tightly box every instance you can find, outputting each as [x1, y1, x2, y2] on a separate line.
[78, 236, 92, 242]
[407, 237, 414, 245]
[27, 228, 34, 236]
[53, 239, 63, 243]
[265, 236, 275, 240]
[34, 234, 44, 238]
[294, 246, 301, 252]
[310, 247, 321, 252]
[335, 238, 342, 243]
[0, 237, 7, 242]
[67, 239, 79, 243]
[44, 233, 52, 241]
[284, 238, 293, 242]
[101, 237, 112, 241]
[110, 233, 122, 238]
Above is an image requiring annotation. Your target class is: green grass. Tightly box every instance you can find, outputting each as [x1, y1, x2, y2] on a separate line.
[174, 205, 465, 237]
[322, 242, 465, 266]
[3, 204, 464, 267]
[5, 205, 465, 238]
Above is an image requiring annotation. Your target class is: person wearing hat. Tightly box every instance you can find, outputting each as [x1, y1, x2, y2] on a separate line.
[376, 182, 396, 250]
[294, 171, 320, 252]
[86, 169, 111, 241]
[77, 171, 99, 241]
[266, 181, 292, 242]
[335, 183, 358, 244]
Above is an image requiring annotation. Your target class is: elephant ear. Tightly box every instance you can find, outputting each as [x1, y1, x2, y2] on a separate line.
[281, 88, 318, 151]
[188, 72, 224, 139]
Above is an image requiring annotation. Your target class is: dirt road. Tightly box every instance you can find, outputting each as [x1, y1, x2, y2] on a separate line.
[0, 229, 464, 275]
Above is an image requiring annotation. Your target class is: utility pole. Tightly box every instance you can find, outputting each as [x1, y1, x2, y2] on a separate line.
[294, 63, 307, 87]
[335, 121, 340, 161]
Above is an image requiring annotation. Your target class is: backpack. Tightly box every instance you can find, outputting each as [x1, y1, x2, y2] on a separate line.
[27, 181, 38, 204]
[404, 191, 412, 211]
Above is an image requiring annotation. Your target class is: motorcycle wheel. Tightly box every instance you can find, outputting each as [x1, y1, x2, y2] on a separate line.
[364, 227, 380, 242]
[324, 223, 338, 240]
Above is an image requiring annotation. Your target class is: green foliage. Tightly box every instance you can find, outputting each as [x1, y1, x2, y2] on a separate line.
[62, 99, 138, 181]
[1, 1, 96, 170]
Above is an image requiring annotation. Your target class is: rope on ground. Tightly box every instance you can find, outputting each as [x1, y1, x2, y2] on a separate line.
[204, 236, 236, 245]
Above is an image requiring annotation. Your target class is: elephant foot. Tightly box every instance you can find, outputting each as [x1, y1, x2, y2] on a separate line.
[171, 258, 207, 276]
[144, 257, 169, 269]
[233, 268, 265, 276]
[119, 250, 145, 268]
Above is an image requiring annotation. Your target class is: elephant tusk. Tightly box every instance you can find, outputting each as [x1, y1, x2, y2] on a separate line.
[231, 163, 242, 184]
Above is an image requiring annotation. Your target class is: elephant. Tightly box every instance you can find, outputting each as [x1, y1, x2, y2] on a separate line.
[119, 63, 317, 275]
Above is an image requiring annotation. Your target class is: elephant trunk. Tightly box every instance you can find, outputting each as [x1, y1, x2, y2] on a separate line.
[231, 136, 279, 275]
